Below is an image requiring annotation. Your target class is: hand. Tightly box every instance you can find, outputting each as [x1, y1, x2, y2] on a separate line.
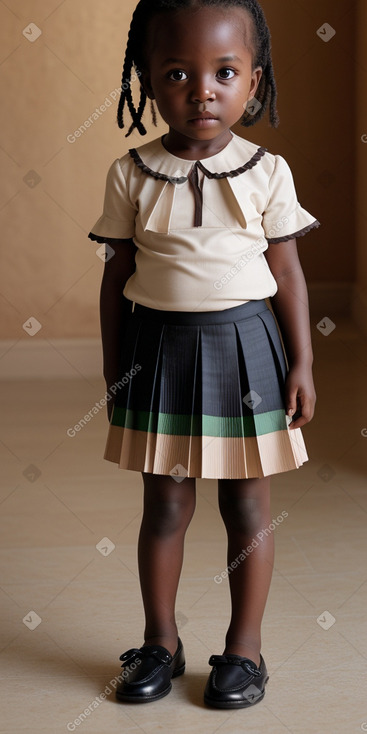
[284, 364, 316, 430]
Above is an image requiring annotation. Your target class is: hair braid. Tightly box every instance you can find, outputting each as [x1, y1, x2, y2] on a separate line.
[237, 0, 279, 127]
[117, 0, 279, 136]
[117, 2, 149, 136]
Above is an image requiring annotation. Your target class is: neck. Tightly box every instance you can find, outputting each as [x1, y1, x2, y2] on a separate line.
[162, 129, 233, 160]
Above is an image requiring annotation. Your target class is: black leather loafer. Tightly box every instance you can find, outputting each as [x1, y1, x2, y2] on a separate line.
[204, 653, 269, 708]
[115, 638, 185, 703]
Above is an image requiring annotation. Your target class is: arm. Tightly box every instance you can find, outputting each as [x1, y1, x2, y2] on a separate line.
[99, 238, 137, 419]
[264, 238, 316, 430]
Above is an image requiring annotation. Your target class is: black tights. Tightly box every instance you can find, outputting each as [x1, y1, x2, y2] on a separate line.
[138, 472, 274, 665]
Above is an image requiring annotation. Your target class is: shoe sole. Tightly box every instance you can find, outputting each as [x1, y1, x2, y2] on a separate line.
[115, 663, 185, 703]
[204, 675, 269, 709]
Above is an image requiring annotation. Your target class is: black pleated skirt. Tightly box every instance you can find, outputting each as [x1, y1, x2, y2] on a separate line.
[104, 299, 308, 479]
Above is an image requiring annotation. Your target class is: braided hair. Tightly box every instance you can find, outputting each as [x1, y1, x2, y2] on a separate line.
[117, 0, 279, 137]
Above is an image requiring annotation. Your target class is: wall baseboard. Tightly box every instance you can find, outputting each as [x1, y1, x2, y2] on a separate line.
[0, 283, 365, 379]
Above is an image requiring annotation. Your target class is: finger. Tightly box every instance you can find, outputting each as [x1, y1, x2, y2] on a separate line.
[288, 394, 312, 430]
[285, 383, 298, 420]
[288, 413, 307, 430]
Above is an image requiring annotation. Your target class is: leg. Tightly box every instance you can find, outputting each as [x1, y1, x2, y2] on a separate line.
[217, 477, 274, 667]
[138, 471, 196, 656]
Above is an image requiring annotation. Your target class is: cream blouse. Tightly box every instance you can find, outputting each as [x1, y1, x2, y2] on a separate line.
[89, 132, 320, 311]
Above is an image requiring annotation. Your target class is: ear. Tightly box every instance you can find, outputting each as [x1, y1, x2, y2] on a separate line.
[247, 66, 263, 101]
[141, 71, 155, 100]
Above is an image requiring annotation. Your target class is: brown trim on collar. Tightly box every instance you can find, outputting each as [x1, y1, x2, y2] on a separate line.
[128, 144, 268, 228]
[195, 146, 267, 179]
[128, 145, 268, 183]
[92, 145, 320, 236]
[266, 220, 321, 244]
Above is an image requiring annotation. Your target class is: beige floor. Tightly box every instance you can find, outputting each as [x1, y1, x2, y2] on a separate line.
[1, 316, 367, 734]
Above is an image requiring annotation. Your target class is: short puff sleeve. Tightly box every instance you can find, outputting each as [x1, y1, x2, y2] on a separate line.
[262, 155, 320, 244]
[88, 159, 137, 243]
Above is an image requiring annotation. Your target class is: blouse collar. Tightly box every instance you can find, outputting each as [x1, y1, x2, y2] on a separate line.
[127, 133, 268, 231]
[128, 133, 267, 183]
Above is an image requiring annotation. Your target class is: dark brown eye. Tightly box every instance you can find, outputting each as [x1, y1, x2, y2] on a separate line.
[217, 68, 235, 80]
[168, 70, 188, 81]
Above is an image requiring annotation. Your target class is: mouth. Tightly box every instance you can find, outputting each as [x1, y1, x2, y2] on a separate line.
[188, 113, 218, 121]
[187, 113, 219, 127]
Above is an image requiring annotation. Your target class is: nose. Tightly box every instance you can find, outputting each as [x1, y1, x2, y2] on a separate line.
[190, 79, 216, 103]
[192, 90, 216, 102]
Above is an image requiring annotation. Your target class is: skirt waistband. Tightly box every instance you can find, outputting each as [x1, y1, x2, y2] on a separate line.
[132, 299, 269, 325]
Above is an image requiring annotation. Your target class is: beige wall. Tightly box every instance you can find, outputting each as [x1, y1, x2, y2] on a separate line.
[0, 0, 358, 339]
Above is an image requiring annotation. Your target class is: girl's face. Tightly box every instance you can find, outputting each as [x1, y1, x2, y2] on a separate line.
[142, 5, 262, 151]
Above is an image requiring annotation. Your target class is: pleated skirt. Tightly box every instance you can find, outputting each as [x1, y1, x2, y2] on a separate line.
[104, 299, 308, 479]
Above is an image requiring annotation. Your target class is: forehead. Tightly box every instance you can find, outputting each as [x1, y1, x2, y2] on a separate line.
[145, 6, 255, 64]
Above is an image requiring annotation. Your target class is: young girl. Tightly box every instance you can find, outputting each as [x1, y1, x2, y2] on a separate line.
[89, 0, 319, 709]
